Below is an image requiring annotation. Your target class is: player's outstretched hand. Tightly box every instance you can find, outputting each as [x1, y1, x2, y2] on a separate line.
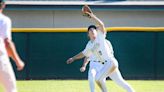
[16, 60, 25, 71]
[66, 58, 74, 64]
[80, 66, 86, 72]
[82, 5, 93, 18]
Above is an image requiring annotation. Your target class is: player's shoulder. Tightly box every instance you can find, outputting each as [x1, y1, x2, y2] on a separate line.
[105, 39, 112, 45]
[105, 39, 110, 43]
[0, 14, 11, 23]
[85, 40, 92, 47]
[87, 40, 93, 45]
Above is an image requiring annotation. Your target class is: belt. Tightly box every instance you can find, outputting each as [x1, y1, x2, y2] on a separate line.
[93, 60, 107, 64]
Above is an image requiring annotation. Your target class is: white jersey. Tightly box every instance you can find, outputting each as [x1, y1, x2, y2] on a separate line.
[89, 39, 113, 64]
[82, 30, 113, 63]
[0, 13, 12, 58]
[105, 39, 114, 56]
[88, 55, 99, 66]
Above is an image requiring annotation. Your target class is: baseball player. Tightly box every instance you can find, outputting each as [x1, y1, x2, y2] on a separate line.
[66, 5, 135, 92]
[0, 0, 25, 92]
[80, 39, 112, 92]
[80, 40, 135, 92]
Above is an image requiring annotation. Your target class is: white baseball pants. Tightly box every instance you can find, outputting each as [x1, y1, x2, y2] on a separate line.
[0, 56, 17, 92]
[88, 62, 103, 92]
[95, 57, 135, 92]
[109, 68, 135, 92]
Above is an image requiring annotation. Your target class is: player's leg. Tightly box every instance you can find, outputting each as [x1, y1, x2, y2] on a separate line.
[95, 58, 118, 92]
[88, 67, 96, 92]
[109, 68, 135, 92]
[0, 59, 17, 92]
[95, 73, 108, 92]
[95, 61, 113, 92]
[88, 63, 104, 92]
[97, 78, 107, 92]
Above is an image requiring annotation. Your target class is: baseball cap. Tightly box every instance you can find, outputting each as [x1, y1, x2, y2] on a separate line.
[88, 25, 97, 32]
[0, 0, 5, 3]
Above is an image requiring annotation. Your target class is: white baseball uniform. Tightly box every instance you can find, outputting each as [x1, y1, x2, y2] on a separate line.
[88, 52, 103, 92]
[83, 30, 134, 92]
[0, 13, 17, 92]
[88, 39, 113, 92]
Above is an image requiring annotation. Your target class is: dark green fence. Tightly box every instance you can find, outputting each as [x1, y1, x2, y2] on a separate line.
[12, 31, 164, 80]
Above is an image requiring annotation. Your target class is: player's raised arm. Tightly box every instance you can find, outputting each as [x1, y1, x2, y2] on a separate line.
[82, 5, 106, 34]
[90, 14, 106, 34]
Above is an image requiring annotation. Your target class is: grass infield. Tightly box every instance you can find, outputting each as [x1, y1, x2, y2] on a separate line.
[0, 80, 164, 92]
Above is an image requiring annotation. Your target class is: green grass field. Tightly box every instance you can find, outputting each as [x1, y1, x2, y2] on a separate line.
[0, 80, 164, 92]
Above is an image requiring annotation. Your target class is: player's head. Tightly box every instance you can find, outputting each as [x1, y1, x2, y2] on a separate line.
[87, 25, 97, 40]
[0, 0, 5, 9]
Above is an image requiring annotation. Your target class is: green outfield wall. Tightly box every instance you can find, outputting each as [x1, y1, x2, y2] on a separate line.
[12, 27, 164, 80]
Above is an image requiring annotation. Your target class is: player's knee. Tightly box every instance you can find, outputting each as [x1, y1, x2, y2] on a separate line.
[95, 77, 104, 84]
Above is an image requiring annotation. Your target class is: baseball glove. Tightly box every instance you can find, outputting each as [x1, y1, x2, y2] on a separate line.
[82, 5, 93, 18]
